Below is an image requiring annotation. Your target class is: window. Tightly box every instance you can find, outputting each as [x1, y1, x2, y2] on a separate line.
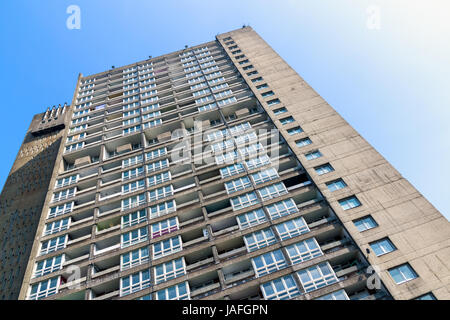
[148, 185, 173, 202]
[155, 282, 190, 300]
[389, 264, 418, 284]
[251, 168, 279, 185]
[257, 182, 288, 201]
[236, 209, 267, 229]
[149, 200, 176, 219]
[141, 103, 159, 113]
[143, 119, 163, 129]
[415, 293, 437, 300]
[40, 235, 67, 255]
[220, 163, 245, 178]
[200, 60, 216, 69]
[122, 179, 145, 194]
[148, 171, 171, 187]
[296, 138, 312, 148]
[286, 238, 323, 265]
[305, 150, 322, 160]
[190, 82, 207, 90]
[370, 238, 396, 256]
[120, 270, 151, 296]
[238, 143, 264, 157]
[205, 71, 222, 80]
[206, 128, 229, 141]
[261, 90, 274, 97]
[55, 175, 78, 188]
[230, 192, 259, 211]
[198, 102, 217, 113]
[123, 125, 141, 135]
[229, 122, 252, 135]
[252, 250, 287, 277]
[245, 155, 271, 170]
[353, 216, 378, 232]
[280, 116, 294, 125]
[256, 83, 269, 90]
[266, 198, 298, 220]
[326, 179, 347, 191]
[314, 163, 334, 175]
[27, 277, 59, 300]
[193, 88, 211, 97]
[122, 116, 141, 126]
[208, 76, 226, 86]
[122, 166, 144, 181]
[235, 132, 257, 145]
[71, 116, 89, 125]
[66, 132, 85, 143]
[267, 98, 281, 107]
[150, 217, 179, 239]
[338, 196, 361, 210]
[154, 258, 186, 284]
[142, 111, 161, 120]
[211, 139, 234, 153]
[153, 236, 182, 259]
[188, 75, 205, 84]
[121, 247, 149, 271]
[274, 217, 309, 240]
[146, 147, 167, 160]
[261, 275, 300, 300]
[316, 289, 349, 300]
[244, 228, 277, 252]
[215, 151, 237, 165]
[297, 262, 338, 292]
[121, 227, 148, 248]
[121, 209, 147, 229]
[217, 96, 237, 106]
[273, 107, 287, 115]
[122, 154, 144, 168]
[225, 176, 252, 194]
[121, 193, 146, 211]
[147, 159, 169, 173]
[251, 77, 263, 83]
[44, 218, 70, 236]
[70, 124, 87, 133]
[33, 255, 64, 278]
[65, 142, 84, 153]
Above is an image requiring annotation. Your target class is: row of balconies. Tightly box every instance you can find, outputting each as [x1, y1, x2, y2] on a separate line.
[76, 43, 221, 92]
[38, 172, 325, 288]
[66, 84, 251, 154]
[37, 213, 372, 300]
[62, 96, 260, 173]
[74, 46, 226, 113]
[56, 136, 293, 219]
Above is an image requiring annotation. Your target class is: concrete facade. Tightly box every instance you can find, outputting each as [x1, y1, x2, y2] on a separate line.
[217, 27, 450, 300]
[0, 104, 70, 299]
[1, 27, 448, 301]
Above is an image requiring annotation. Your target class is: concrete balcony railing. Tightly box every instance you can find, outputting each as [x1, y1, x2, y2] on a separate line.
[191, 282, 221, 299]
[218, 246, 247, 261]
[64, 254, 90, 268]
[186, 257, 215, 273]
[183, 235, 209, 248]
[224, 269, 255, 288]
[92, 289, 120, 300]
[94, 243, 120, 256]
[207, 206, 233, 219]
[213, 224, 239, 237]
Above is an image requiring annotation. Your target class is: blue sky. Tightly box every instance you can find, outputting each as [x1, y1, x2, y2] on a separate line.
[0, 1, 448, 219]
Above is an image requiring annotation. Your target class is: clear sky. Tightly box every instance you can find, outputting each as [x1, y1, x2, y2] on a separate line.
[0, 1, 448, 219]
